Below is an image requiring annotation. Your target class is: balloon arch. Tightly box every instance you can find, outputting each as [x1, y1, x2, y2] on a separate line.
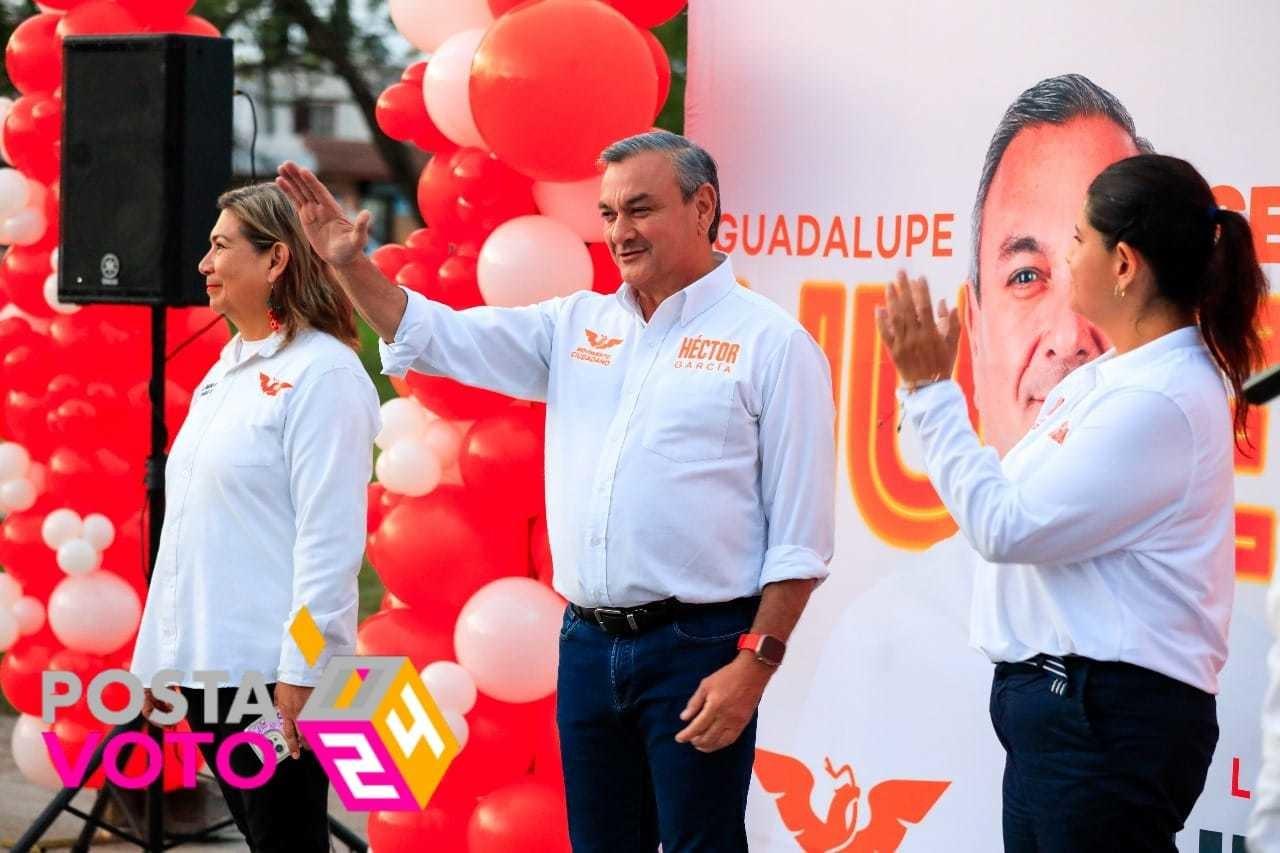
[0, 0, 685, 849]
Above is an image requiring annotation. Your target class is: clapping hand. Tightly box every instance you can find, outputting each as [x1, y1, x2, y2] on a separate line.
[276, 161, 372, 267]
[874, 270, 961, 390]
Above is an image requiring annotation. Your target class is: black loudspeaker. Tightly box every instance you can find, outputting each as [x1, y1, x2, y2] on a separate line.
[59, 35, 233, 306]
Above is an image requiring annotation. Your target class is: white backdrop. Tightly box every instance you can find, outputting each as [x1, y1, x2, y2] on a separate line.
[686, 2, 1280, 849]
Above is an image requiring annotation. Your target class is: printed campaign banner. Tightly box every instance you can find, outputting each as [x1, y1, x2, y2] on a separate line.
[686, 2, 1280, 849]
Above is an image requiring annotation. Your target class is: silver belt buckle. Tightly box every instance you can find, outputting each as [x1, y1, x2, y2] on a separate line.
[594, 607, 623, 629]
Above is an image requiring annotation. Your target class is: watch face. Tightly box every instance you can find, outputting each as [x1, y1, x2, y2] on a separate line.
[759, 635, 786, 665]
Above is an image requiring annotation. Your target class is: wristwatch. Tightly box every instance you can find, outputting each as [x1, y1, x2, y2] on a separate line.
[737, 633, 786, 667]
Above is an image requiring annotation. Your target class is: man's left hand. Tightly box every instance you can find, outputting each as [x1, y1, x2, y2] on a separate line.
[275, 682, 314, 759]
[675, 653, 772, 753]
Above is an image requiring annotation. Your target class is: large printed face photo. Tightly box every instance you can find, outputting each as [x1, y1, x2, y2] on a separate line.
[965, 78, 1144, 455]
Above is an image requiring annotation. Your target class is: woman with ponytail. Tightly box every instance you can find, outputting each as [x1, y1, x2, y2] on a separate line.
[877, 153, 1267, 851]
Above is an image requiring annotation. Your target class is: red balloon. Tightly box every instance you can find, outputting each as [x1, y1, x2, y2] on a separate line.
[356, 605, 457, 670]
[0, 639, 57, 715]
[35, 0, 92, 10]
[3, 93, 62, 183]
[401, 60, 428, 85]
[367, 487, 524, 612]
[417, 147, 535, 241]
[605, 0, 687, 28]
[169, 15, 221, 37]
[405, 227, 450, 268]
[434, 693, 539, 805]
[376, 81, 454, 155]
[487, 0, 528, 16]
[371, 243, 411, 282]
[367, 482, 389, 534]
[394, 260, 438, 300]
[588, 241, 621, 295]
[404, 373, 513, 421]
[6, 14, 63, 96]
[115, 0, 194, 29]
[369, 805, 470, 852]
[470, 0, 658, 181]
[640, 29, 672, 119]
[467, 780, 571, 853]
[56, 1, 142, 37]
[431, 253, 484, 310]
[460, 405, 546, 519]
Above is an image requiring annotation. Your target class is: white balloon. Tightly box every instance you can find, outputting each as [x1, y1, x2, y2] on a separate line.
[442, 709, 469, 751]
[454, 577, 564, 703]
[47, 570, 142, 655]
[422, 661, 477, 714]
[0, 168, 30, 218]
[12, 595, 46, 636]
[1, 477, 36, 512]
[421, 419, 464, 468]
[12, 714, 62, 790]
[375, 397, 435, 451]
[81, 514, 116, 552]
[43, 272, 77, 315]
[42, 508, 83, 550]
[56, 539, 101, 576]
[49, 247, 58, 270]
[478, 215, 593, 307]
[0, 441, 31, 481]
[3, 208, 47, 246]
[0, 573, 22, 608]
[388, 0, 491, 53]
[533, 175, 607, 242]
[0, 607, 17, 651]
[422, 28, 487, 150]
[375, 439, 443, 498]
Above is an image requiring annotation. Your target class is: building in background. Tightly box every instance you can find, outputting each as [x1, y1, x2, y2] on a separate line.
[231, 68, 425, 246]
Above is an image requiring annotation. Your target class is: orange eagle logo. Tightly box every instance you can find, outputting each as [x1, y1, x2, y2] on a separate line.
[584, 329, 623, 350]
[754, 749, 949, 852]
[1048, 422, 1069, 444]
[259, 372, 294, 397]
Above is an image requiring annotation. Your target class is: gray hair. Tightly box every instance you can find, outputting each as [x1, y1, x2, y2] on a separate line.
[600, 130, 722, 243]
[970, 73, 1153, 300]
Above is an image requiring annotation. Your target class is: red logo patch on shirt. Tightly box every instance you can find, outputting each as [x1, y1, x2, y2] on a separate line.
[259, 372, 294, 396]
[1048, 422, 1069, 444]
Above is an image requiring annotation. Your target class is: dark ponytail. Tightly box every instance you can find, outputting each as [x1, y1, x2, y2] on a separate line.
[1086, 154, 1268, 445]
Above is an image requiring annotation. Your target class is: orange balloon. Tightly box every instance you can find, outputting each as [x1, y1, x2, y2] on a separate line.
[470, 0, 657, 181]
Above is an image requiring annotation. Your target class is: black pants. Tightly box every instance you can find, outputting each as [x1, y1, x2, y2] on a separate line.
[990, 656, 1218, 852]
[179, 684, 331, 853]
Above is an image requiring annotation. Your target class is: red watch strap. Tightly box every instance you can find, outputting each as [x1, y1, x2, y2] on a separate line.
[738, 632, 785, 666]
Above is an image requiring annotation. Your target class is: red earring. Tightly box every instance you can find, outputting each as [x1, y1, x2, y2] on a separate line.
[267, 308, 281, 331]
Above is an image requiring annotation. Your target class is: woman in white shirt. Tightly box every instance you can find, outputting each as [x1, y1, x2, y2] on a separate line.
[130, 184, 380, 852]
[878, 154, 1267, 851]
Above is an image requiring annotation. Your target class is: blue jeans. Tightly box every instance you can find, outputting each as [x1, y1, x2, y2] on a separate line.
[556, 600, 759, 852]
[990, 656, 1218, 852]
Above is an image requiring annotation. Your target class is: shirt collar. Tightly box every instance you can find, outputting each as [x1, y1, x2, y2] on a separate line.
[1094, 325, 1203, 383]
[219, 329, 287, 366]
[613, 253, 738, 326]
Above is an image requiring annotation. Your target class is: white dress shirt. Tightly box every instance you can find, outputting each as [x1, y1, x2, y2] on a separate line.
[380, 254, 836, 608]
[900, 325, 1234, 693]
[131, 327, 380, 688]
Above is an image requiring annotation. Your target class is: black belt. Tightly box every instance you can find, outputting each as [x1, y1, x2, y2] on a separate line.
[569, 597, 758, 636]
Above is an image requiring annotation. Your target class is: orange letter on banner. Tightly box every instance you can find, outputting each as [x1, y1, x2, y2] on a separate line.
[1235, 295, 1280, 473]
[797, 282, 846, 435]
[1237, 506, 1275, 583]
[847, 285, 956, 550]
[1251, 187, 1280, 265]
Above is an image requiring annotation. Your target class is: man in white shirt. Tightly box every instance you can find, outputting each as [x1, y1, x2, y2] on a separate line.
[275, 130, 836, 852]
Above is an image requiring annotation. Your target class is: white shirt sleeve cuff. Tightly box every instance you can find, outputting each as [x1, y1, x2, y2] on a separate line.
[760, 544, 830, 587]
[378, 287, 434, 379]
[896, 378, 965, 426]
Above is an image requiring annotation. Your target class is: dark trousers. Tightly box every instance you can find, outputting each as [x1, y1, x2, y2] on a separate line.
[179, 684, 331, 853]
[556, 600, 760, 852]
[990, 656, 1218, 852]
